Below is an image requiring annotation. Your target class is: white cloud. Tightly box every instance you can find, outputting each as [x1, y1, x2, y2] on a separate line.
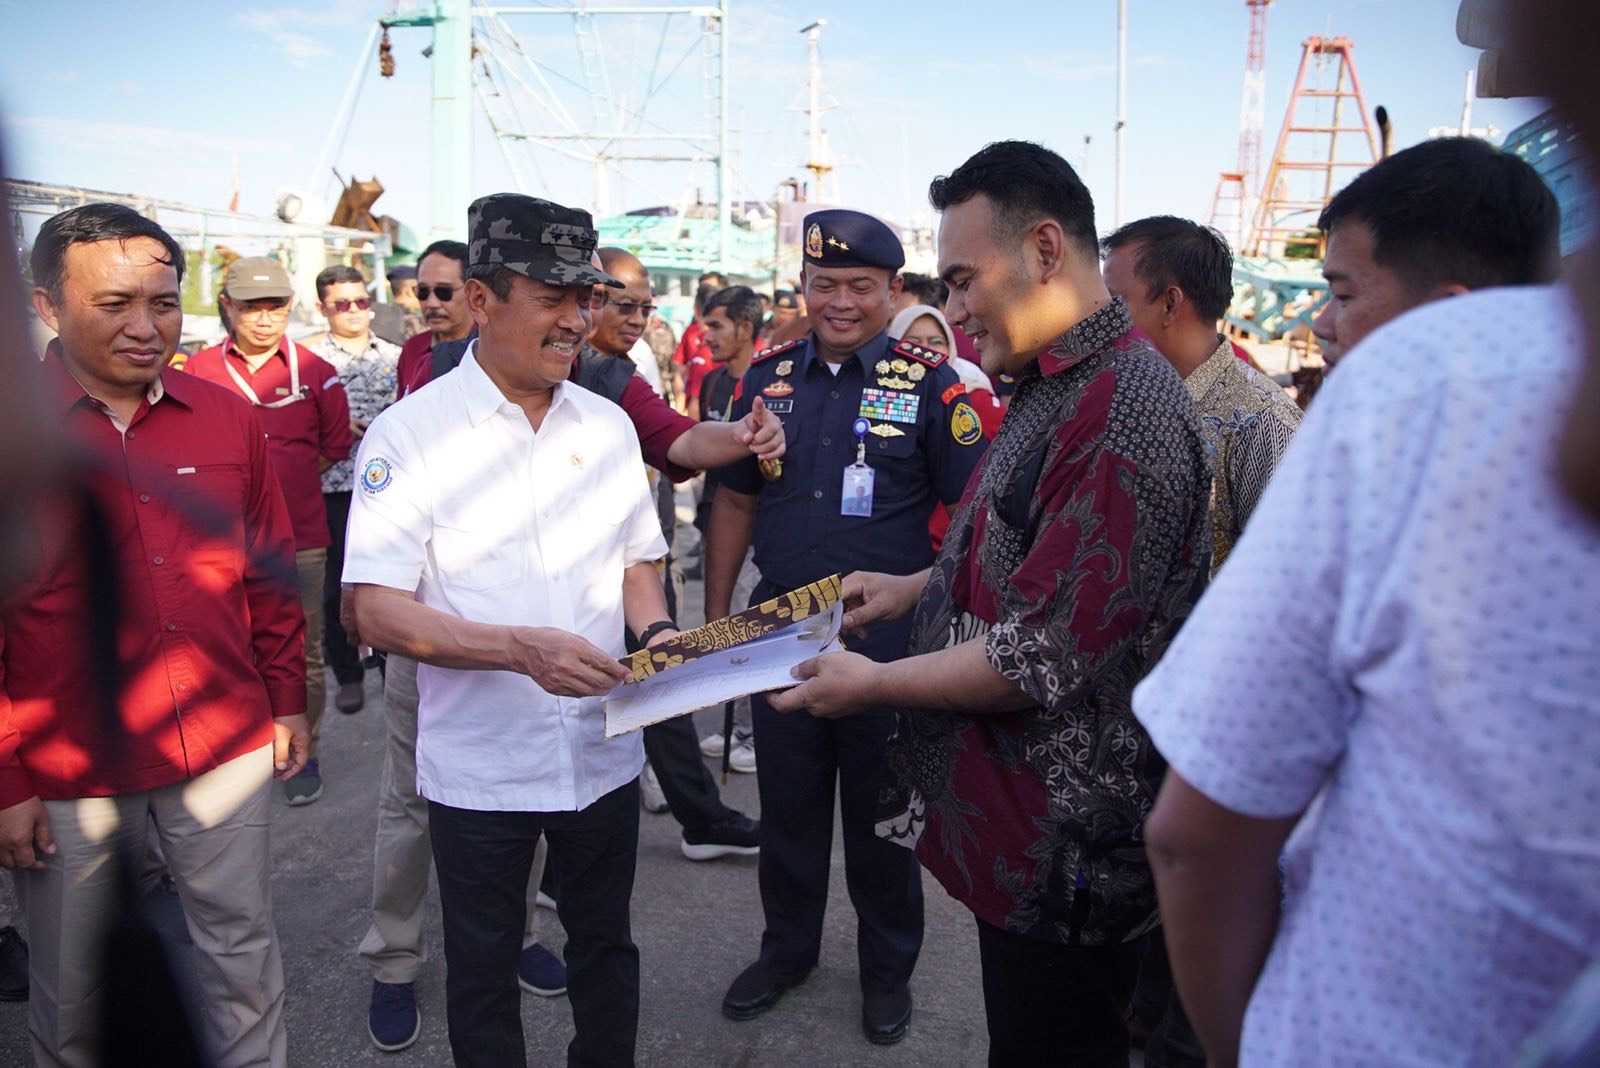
[235, 13, 334, 65]
[233, 1, 377, 64]
[5, 115, 291, 160]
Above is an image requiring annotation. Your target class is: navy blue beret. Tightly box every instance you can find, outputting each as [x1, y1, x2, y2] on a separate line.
[802, 209, 905, 271]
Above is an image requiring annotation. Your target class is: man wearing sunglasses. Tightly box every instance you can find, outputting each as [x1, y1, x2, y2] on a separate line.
[588, 257, 665, 398]
[396, 240, 473, 400]
[307, 265, 399, 717]
[186, 257, 353, 806]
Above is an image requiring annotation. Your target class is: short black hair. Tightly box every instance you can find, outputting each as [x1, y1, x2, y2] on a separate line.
[900, 272, 949, 309]
[929, 140, 1097, 255]
[693, 281, 722, 314]
[1101, 216, 1234, 322]
[418, 239, 469, 274]
[31, 203, 185, 302]
[315, 264, 367, 301]
[698, 270, 727, 287]
[465, 264, 516, 301]
[702, 284, 763, 337]
[1318, 137, 1560, 291]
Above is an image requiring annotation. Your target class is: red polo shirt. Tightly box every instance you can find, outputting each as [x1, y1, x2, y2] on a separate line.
[674, 321, 716, 404]
[185, 338, 353, 550]
[396, 331, 434, 399]
[0, 350, 306, 808]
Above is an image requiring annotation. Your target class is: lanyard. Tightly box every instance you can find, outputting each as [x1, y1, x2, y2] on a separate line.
[223, 339, 309, 409]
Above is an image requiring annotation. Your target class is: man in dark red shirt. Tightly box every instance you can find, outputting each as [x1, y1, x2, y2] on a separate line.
[770, 143, 1210, 1066]
[395, 240, 474, 400]
[186, 258, 352, 806]
[3, 204, 308, 1066]
[673, 280, 722, 419]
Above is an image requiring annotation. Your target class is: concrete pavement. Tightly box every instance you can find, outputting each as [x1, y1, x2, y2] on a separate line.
[0, 575, 994, 1066]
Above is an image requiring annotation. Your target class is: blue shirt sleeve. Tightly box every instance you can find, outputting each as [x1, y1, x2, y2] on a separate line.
[923, 363, 988, 506]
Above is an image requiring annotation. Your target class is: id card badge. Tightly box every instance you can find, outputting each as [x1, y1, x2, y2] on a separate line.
[841, 463, 875, 517]
[842, 417, 875, 517]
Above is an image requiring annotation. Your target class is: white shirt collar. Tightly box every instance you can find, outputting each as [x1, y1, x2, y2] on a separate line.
[457, 341, 580, 428]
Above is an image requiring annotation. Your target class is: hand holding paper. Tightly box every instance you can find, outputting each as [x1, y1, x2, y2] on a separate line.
[604, 576, 846, 737]
[766, 650, 879, 718]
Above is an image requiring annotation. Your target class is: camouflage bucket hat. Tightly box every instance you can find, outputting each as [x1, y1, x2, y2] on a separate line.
[466, 193, 623, 289]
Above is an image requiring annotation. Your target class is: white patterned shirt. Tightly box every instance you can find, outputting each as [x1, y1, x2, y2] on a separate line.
[1183, 336, 1302, 574]
[1133, 286, 1600, 1067]
[342, 345, 668, 811]
[311, 332, 400, 493]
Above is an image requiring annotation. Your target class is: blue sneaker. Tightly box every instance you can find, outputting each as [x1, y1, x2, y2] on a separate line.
[517, 943, 568, 997]
[284, 758, 322, 806]
[368, 980, 421, 1052]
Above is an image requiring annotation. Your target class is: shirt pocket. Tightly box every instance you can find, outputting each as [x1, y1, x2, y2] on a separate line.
[162, 463, 249, 591]
[432, 525, 527, 591]
[864, 432, 923, 503]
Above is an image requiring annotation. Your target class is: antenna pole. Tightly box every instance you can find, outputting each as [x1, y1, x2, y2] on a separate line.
[1114, 0, 1127, 227]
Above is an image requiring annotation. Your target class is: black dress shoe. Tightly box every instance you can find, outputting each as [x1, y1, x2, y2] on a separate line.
[862, 986, 912, 1046]
[721, 959, 809, 1021]
[0, 926, 28, 1001]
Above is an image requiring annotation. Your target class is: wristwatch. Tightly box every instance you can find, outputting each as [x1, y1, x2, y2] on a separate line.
[636, 620, 677, 648]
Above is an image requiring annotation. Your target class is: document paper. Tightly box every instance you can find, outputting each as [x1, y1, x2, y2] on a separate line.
[604, 577, 845, 738]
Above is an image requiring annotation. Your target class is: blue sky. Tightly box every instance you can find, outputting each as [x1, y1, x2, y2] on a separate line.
[0, 0, 1544, 248]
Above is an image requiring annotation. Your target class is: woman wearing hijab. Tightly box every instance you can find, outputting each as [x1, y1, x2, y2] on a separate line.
[888, 303, 1004, 436]
[888, 303, 1004, 549]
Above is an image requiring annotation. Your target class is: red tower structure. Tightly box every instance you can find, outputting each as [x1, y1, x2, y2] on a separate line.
[1245, 35, 1379, 258]
[1210, 0, 1272, 249]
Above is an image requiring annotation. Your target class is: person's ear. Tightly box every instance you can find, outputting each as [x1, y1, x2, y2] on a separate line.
[464, 278, 494, 327]
[888, 274, 905, 300]
[1032, 219, 1068, 284]
[1163, 285, 1184, 324]
[31, 288, 61, 335]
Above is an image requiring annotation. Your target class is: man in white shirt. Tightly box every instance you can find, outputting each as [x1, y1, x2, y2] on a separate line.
[344, 194, 676, 1068]
[1132, 285, 1600, 1068]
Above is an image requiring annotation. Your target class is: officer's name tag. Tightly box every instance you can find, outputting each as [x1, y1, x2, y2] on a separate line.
[841, 463, 874, 517]
[762, 398, 794, 414]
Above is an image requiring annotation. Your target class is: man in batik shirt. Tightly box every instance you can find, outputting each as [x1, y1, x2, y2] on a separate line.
[1102, 216, 1301, 575]
[769, 141, 1210, 1066]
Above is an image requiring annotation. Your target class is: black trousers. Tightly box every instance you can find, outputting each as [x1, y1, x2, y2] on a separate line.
[749, 692, 923, 993]
[975, 917, 1142, 1067]
[322, 490, 364, 685]
[625, 572, 739, 836]
[429, 781, 641, 1068]
[1132, 929, 1208, 1068]
[642, 716, 737, 833]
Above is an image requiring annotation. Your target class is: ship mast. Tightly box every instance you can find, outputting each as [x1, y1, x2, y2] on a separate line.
[799, 20, 836, 203]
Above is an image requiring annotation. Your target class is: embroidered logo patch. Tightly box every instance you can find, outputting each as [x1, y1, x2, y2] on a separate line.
[941, 382, 966, 405]
[361, 457, 394, 493]
[806, 223, 824, 258]
[951, 402, 982, 446]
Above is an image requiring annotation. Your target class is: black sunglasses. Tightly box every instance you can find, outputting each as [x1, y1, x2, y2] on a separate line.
[417, 284, 456, 302]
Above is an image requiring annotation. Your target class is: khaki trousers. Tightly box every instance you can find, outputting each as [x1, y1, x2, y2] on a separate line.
[19, 744, 287, 1068]
[359, 655, 545, 984]
[295, 548, 327, 744]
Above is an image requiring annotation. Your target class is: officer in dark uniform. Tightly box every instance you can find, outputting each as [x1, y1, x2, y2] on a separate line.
[703, 209, 988, 1045]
